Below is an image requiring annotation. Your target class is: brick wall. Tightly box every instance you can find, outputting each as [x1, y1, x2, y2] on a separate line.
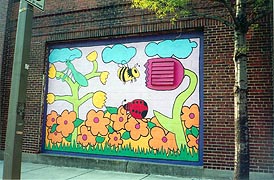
[0, 0, 9, 64]
[247, 21, 273, 173]
[0, 0, 12, 148]
[1, 0, 273, 174]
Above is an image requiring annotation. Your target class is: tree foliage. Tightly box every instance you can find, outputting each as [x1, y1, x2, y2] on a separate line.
[132, 0, 272, 31]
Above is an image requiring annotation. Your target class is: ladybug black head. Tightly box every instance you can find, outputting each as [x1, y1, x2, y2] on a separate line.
[141, 110, 148, 118]
[123, 102, 131, 111]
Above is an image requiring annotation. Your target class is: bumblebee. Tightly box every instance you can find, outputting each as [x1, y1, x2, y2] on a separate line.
[117, 65, 140, 83]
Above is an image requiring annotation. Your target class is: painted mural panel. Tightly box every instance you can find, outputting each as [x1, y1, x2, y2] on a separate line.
[43, 33, 203, 165]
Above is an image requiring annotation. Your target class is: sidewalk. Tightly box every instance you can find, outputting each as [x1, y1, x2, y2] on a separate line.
[0, 160, 213, 180]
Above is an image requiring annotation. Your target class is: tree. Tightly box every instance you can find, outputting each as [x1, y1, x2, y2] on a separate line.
[132, 0, 272, 179]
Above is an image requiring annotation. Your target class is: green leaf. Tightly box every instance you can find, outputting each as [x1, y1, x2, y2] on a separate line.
[108, 125, 114, 134]
[147, 121, 156, 129]
[74, 118, 84, 128]
[106, 106, 118, 114]
[186, 129, 192, 136]
[50, 124, 58, 133]
[96, 136, 105, 143]
[65, 133, 72, 142]
[121, 131, 130, 140]
[191, 126, 199, 137]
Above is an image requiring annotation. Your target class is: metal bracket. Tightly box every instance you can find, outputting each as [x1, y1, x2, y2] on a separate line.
[17, 102, 26, 118]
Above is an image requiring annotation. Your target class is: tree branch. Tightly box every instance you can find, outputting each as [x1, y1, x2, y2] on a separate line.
[247, 9, 272, 27]
[188, 8, 235, 27]
[214, 0, 237, 25]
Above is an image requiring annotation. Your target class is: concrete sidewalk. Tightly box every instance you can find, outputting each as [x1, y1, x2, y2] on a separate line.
[0, 160, 213, 180]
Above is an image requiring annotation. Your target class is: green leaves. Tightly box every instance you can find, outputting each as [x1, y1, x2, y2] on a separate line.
[74, 118, 84, 128]
[132, 0, 190, 20]
[148, 121, 156, 129]
[108, 125, 115, 134]
[50, 124, 58, 133]
[96, 136, 105, 143]
[105, 106, 118, 114]
[186, 126, 199, 137]
[122, 131, 131, 140]
[65, 134, 72, 142]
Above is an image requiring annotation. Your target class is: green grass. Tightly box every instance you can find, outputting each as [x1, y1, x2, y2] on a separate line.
[45, 142, 199, 162]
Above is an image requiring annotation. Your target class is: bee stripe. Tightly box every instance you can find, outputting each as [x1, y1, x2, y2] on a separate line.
[119, 67, 127, 82]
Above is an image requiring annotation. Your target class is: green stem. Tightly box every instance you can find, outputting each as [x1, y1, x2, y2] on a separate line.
[154, 69, 198, 149]
[79, 92, 94, 106]
[85, 61, 100, 80]
[55, 95, 74, 102]
[56, 72, 74, 87]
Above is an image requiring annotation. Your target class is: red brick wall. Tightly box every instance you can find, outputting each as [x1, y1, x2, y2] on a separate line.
[0, 0, 9, 64]
[0, 0, 14, 149]
[1, 0, 273, 174]
[247, 21, 273, 173]
[203, 23, 235, 171]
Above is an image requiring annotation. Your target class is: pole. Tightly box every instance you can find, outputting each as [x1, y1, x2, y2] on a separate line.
[3, 0, 33, 179]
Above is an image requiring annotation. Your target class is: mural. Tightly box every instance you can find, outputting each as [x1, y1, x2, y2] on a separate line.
[43, 33, 203, 165]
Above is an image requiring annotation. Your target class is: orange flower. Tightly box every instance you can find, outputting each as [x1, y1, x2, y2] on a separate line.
[108, 131, 123, 147]
[148, 126, 178, 152]
[150, 116, 162, 127]
[187, 134, 199, 150]
[85, 109, 110, 136]
[77, 125, 96, 147]
[47, 129, 63, 144]
[110, 106, 128, 131]
[46, 110, 59, 127]
[125, 117, 149, 140]
[181, 104, 200, 128]
[56, 110, 76, 137]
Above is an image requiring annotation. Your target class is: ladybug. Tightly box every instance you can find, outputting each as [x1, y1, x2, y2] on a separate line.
[123, 99, 148, 119]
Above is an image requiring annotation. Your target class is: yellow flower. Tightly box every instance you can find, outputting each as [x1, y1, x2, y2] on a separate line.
[47, 93, 55, 104]
[48, 64, 56, 79]
[86, 51, 98, 62]
[92, 91, 107, 109]
[100, 71, 109, 85]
